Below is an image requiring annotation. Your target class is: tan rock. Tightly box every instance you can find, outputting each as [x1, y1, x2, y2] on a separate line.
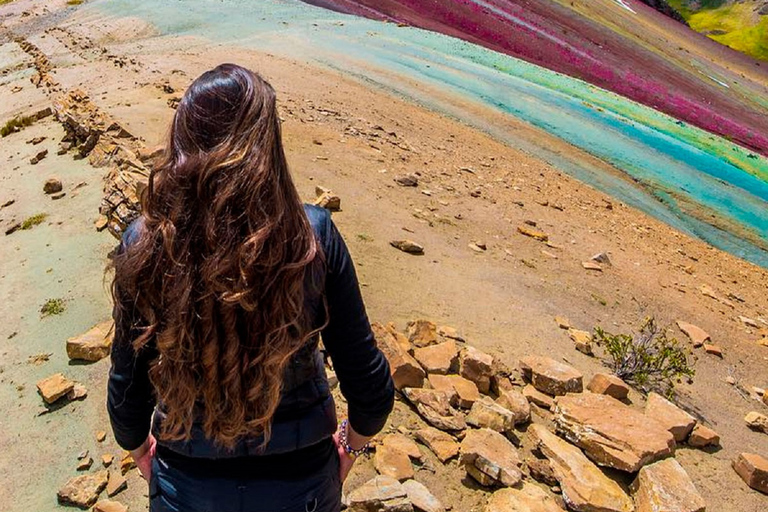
[485, 481, 563, 512]
[676, 321, 710, 347]
[77, 457, 94, 471]
[402, 388, 466, 431]
[555, 316, 571, 330]
[645, 393, 697, 442]
[517, 225, 548, 242]
[106, 470, 127, 497]
[586, 373, 629, 400]
[37, 373, 75, 404]
[495, 389, 531, 425]
[445, 375, 480, 409]
[523, 384, 554, 410]
[745, 411, 768, 433]
[460, 346, 494, 394]
[529, 424, 634, 512]
[382, 434, 422, 460]
[426, 374, 460, 407]
[390, 240, 424, 255]
[96, 430, 107, 442]
[466, 397, 517, 434]
[554, 392, 675, 472]
[373, 323, 426, 390]
[375, 445, 414, 481]
[733, 453, 768, 494]
[347, 475, 414, 512]
[519, 357, 583, 396]
[703, 344, 723, 357]
[413, 341, 459, 375]
[407, 320, 438, 348]
[386, 323, 414, 353]
[631, 458, 705, 512]
[460, 428, 522, 487]
[102, 454, 114, 467]
[568, 329, 594, 355]
[526, 457, 558, 486]
[437, 325, 463, 342]
[581, 261, 603, 272]
[120, 453, 135, 475]
[66, 320, 114, 362]
[68, 383, 88, 401]
[687, 423, 720, 448]
[402, 480, 444, 512]
[57, 470, 109, 508]
[93, 500, 128, 512]
[490, 374, 514, 395]
[44, 177, 63, 194]
[414, 427, 459, 463]
[314, 191, 341, 211]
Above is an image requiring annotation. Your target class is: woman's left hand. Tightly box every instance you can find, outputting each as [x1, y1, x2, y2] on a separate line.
[131, 434, 157, 482]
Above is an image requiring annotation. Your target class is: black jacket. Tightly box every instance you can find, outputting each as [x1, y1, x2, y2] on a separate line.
[107, 205, 394, 458]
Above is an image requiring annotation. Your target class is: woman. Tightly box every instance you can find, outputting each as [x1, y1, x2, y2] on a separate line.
[108, 63, 395, 512]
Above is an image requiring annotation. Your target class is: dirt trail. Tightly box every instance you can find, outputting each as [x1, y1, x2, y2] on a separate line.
[1, 1, 768, 511]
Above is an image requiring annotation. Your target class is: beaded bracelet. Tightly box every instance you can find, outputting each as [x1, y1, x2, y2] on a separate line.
[339, 419, 369, 457]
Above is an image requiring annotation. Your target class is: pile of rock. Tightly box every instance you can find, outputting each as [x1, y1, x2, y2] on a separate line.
[346, 318, 767, 512]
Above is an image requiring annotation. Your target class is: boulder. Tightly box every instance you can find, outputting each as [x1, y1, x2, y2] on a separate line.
[631, 458, 705, 512]
[66, 320, 114, 362]
[382, 433, 422, 460]
[687, 423, 720, 448]
[745, 411, 768, 434]
[460, 346, 494, 394]
[733, 453, 768, 494]
[413, 341, 459, 375]
[348, 475, 414, 512]
[676, 321, 710, 347]
[485, 481, 563, 512]
[373, 323, 425, 390]
[402, 388, 466, 431]
[407, 320, 438, 348]
[460, 428, 522, 487]
[529, 424, 634, 512]
[414, 427, 459, 463]
[519, 357, 583, 396]
[586, 373, 629, 400]
[466, 397, 519, 435]
[402, 480, 444, 512]
[644, 393, 696, 442]
[495, 389, 531, 425]
[93, 500, 128, 512]
[57, 470, 109, 508]
[386, 323, 414, 353]
[44, 178, 63, 194]
[375, 445, 414, 481]
[37, 373, 75, 404]
[554, 392, 675, 472]
[523, 384, 554, 410]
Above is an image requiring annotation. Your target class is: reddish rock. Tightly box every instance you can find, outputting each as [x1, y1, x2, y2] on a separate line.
[66, 321, 114, 362]
[77, 457, 94, 471]
[460, 428, 522, 487]
[414, 427, 459, 463]
[460, 346, 494, 394]
[586, 373, 629, 400]
[37, 373, 75, 404]
[446, 375, 480, 409]
[745, 411, 768, 434]
[687, 423, 720, 448]
[519, 357, 583, 396]
[402, 388, 466, 431]
[517, 225, 548, 241]
[523, 384, 555, 410]
[526, 457, 558, 486]
[645, 393, 697, 442]
[631, 458, 705, 512]
[413, 341, 459, 375]
[102, 454, 114, 467]
[427, 374, 460, 407]
[402, 480, 444, 512]
[106, 470, 127, 497]
[375, 445, 414, 481]
[485, 482, 562, 512]
[466, 397, 517, 434]
[554, 392, 675, 472]
[93, 500, 128, 512]
[703, 344, 723, 357]
[382, 434, 422, 460]
[529, 424, 633, 512]
[347, 475, 413, 511]
[373, 322, 425, 390]
[495, 388, 531, 425]
[568, 329, 594, 355]
[676, 321, 710, 347]
[407, 320, 438, 347]
[733, 453, 768, 494]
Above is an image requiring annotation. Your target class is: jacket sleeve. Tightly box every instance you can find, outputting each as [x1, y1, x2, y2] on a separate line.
[319, 214, 395, 437]
[107, 230, 158, 451]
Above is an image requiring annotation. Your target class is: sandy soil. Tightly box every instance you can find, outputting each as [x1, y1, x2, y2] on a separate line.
[1, 1, 768, 511]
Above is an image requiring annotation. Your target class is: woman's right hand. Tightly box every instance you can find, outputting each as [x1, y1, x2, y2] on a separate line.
[333, 431, 356, 483]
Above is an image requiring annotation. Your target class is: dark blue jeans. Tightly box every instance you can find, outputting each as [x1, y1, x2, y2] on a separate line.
[149, 452, 341, 512]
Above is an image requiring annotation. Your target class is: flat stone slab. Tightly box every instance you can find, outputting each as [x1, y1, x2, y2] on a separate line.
[348, 475, 414, 512]
[414, 427, 459, 463]
[529, 424, 634, 512]
[519, 356, 583, 396]
[644, 393, 696, 442]
[460, 428, 521, 487]
[631, 458, 705, 512]
[484, 481, 563, 512]
[554, 392, 675, 472]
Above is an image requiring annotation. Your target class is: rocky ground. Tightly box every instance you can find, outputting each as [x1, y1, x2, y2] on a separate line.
[2, 0, 768, 511]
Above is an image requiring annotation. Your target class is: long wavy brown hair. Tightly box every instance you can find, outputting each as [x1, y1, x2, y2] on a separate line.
[112, 64, 323, 449]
